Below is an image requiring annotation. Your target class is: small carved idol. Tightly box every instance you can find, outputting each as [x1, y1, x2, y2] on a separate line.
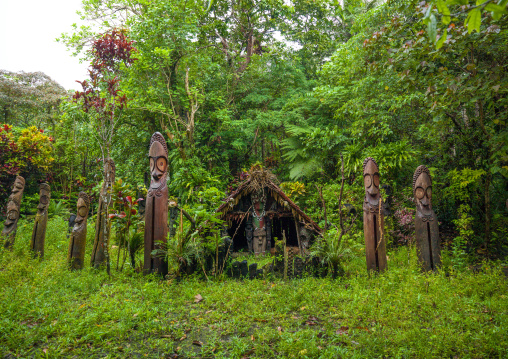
[2, 176, 25, 249]
[68, 192, 90, 270]
[362, 157, 387, 272]
[144, 132, 169, 276]
[30, 183, 51, 257]
[91, 158, 115, 268]
[413, 165, 441, 271]
[251, 189, 268, 255]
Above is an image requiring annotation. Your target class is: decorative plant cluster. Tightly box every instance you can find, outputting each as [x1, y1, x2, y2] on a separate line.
[72, 29, 136, 158]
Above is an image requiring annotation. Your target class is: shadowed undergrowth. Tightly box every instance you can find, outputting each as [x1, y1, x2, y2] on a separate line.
[0, 217, 506, 358]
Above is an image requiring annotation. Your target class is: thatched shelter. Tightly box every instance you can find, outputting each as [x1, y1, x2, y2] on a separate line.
[217, 168, 321, 255]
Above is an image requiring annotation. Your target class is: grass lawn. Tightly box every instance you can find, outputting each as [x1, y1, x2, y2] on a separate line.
[0, 217, 507, 358]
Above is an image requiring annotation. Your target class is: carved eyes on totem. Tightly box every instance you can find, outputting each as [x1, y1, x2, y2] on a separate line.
[14, 182, 23, 189]
[415, 186, 432, 200]
[40, 196, 49, 205]
[364, 173, 380, 188]
[149, 156, 167, 172]
[78, 206, 88, 217]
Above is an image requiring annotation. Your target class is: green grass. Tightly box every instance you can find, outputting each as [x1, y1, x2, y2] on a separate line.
[0, 217, 507, 358]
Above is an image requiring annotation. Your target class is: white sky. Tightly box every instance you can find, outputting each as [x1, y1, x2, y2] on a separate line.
[0, 0, 89, 91]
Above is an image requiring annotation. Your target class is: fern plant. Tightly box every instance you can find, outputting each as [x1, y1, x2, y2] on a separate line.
[310, 231, 357, 278]
[47, 200, 70, 219]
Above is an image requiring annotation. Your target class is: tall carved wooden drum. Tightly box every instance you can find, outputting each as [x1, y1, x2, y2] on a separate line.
[144, 132, 169, 276]
[413, 165, 441, 271]
[362, 157, 387, 272]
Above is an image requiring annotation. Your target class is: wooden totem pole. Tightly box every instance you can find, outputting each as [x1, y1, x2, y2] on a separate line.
[68, 192, 90, 270]
[413, 165, 441, 271]
[144, 132, 169, 276]
[2, 176, 25, 249]
[362, 157, 387, 272]
[91, 158, 115, 268]
[30, 183, 51, 257]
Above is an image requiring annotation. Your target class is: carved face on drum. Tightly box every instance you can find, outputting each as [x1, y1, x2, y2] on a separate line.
[413, 165, 433, 215]
[3, 176, 24, 233]
[4, 199, 19, 230]
[37, 184, 51, 215]
[74, 193, 90, 230]
[363, 157, 380, 206]
[12, 176, 25, 194]
[148, 133, 168, 190]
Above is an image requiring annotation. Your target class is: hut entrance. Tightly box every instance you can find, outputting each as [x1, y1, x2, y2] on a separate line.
[228, 216, 299, 253]
[271, 217, 298, 247]
[217, 167, 321, 256]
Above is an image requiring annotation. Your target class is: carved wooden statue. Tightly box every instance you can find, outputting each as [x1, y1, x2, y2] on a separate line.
[91, 158, 115, 268]
[2, 176, 25, 249]
[251, 189, 268, 255]
[413, 165, 441, 271]
[68, 192, 90, 270]
[30, 183, 51, 257]
[362, 157, 387, 272]
[144, 132, 169, 276]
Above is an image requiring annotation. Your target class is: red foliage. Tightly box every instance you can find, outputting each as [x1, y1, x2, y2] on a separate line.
[73, 29, 136, 117]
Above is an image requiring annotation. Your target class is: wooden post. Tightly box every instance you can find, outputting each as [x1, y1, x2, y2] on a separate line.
[91, 159, 115, 268]
[294, 218, 302, 255]
[362, 158, 387, 272]
[30, 183, 50, 258]
[2, 176, 25, 249]
[413, 165, 441, 271]
[144, 132, 169, 276]
[68, 192, 90, 270]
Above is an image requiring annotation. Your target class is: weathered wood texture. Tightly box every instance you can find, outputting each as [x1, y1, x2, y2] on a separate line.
[144, 132, 169, 276]
[68, 192, 90, 270]
[2, 176, 25, 249]
[362, 158, 387, 272]
[413, 165, 441, 271]
[91, 158, 115, 268]
[30, 183, 51, 257]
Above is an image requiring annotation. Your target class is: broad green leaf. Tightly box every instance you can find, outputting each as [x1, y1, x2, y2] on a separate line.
[427, 14, 437, 42]
[436, 29, 448, 49]
[485, 3, 508, 19]
[437, 0, 451, 24]
[464, 8, 481, 34]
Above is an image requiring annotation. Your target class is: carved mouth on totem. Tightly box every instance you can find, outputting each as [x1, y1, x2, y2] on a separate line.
[417, 203, 432, 216]
[73, 222, 85, 231]
[2, 223, 15, 233]
[365, 193, 379, 206]
[5, 210, 18, 222]
[150, 175, 167, 190]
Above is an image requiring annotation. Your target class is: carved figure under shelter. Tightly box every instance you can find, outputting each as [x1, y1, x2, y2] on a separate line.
[362, 157, 387, 272]
[413, 165, 441, 271]
[144, 132, 169, 276]
[216, 167, 321, 263]
[2, 176, 25, 249]
[30, 183, 51, 257]
[68, 192, 90, 270]
[91, 158, 115, 268]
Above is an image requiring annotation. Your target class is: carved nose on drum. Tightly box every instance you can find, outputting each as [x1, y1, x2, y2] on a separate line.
[420, 196, 429, 206]
[152, 171, 162, 181]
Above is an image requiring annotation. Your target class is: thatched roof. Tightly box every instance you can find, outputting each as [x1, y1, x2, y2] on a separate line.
[217, 169, 322, 234]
